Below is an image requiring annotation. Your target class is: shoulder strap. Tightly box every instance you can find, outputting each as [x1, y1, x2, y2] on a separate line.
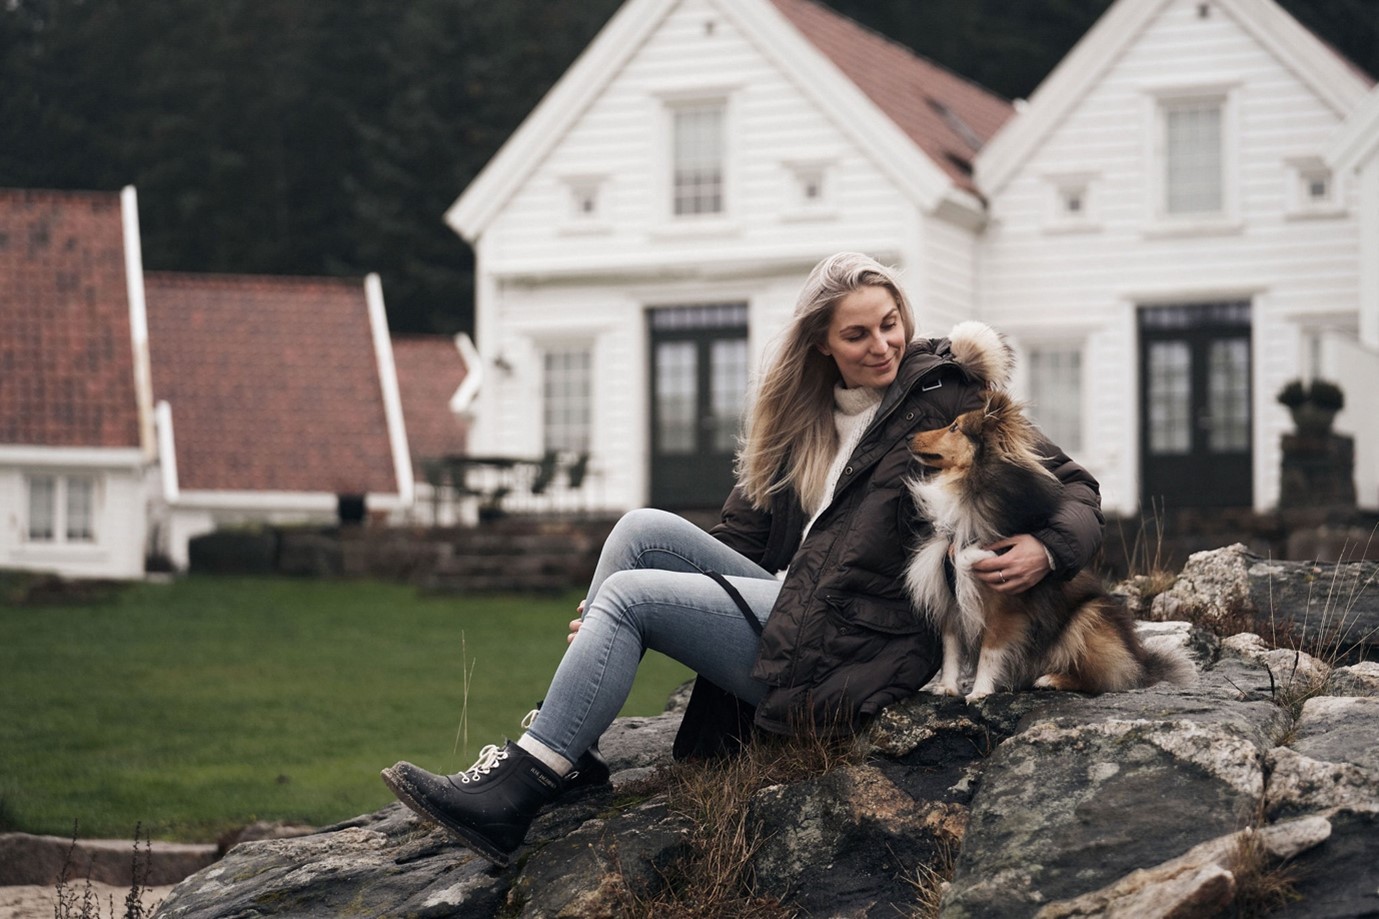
[702, 569, 764, 636]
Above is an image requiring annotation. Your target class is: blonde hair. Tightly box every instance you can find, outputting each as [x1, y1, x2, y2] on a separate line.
[736, 252, 915, 510]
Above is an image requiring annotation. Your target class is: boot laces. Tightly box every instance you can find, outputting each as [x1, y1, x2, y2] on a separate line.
[457, 744, 507, 784]
[520, 709, 538, 730]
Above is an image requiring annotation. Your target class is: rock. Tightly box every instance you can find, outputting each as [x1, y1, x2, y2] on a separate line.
[151, 595, 1379, 919]
[1326, 660, 1379, 697]
[1276, 808, 1379, 918]
[1266, 696, 1379, 820]
[1151, 547, 1379, 660]
[747, 763, 959, 917]
[1035, 816, 1332, 919]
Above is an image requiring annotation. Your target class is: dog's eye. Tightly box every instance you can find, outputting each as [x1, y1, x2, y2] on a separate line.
[948, 421, 958, 433]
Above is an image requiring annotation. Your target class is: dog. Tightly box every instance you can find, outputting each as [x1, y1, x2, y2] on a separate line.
[904, 322, 1193, 703]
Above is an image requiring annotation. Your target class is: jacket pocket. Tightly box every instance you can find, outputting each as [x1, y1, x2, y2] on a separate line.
[822, 591, 924, 635]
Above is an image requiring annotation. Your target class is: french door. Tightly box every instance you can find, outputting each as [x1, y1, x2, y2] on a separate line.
[648, 303, 748, 510]
[1139, 302, 1252, 509]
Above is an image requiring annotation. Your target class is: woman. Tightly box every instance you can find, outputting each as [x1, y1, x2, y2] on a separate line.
[381, 252, 1103, 866]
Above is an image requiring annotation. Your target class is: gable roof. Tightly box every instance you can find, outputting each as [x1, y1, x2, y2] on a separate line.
[447, 0, 1011, 239]
[391, 334, 470, 476]
[767, 0, 1011, 194]
[976, 0, 1375, 196]
[145, 272, 404, 497]
[0, 187, 144, 452]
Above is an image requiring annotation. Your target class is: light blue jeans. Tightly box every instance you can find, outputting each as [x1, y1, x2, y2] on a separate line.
[522, 508, 782, 763]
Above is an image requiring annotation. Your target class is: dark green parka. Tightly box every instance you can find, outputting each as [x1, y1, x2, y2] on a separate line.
[677, 336, 1103, 750]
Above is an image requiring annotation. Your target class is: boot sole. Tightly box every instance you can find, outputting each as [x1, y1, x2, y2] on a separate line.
[380, 766, 514, 868]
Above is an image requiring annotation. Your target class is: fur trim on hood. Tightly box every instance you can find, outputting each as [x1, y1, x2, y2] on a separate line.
[947, 321, 1013, 390]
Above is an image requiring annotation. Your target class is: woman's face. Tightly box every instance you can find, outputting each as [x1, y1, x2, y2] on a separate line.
[818, 285, 906, 389]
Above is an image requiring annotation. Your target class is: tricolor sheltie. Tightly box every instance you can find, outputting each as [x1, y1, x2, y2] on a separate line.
[904, 323, 1193, 703]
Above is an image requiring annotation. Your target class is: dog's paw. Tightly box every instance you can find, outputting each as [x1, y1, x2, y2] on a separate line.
[964, 689, 991, 704]
[930, 683, 963, 698]
[1034, 674, 1072, 691]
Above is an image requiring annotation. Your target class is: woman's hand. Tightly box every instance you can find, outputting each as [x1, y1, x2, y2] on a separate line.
[969, 534, 1051, 594]
[568, 599, 586, 644]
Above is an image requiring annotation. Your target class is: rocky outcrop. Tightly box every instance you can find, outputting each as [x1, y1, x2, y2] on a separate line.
[1150, 544, 1379, 659]
[152, 613, 1379, 919]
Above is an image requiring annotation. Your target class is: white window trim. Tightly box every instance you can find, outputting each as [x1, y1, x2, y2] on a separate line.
[1043, 170, 1101, 234]
[23, 471, 100, 546]
[1144, 84, 1242, 236]
[651, 89, 739, 236]
[557, 173, 612, 236]
[537, 338, 596, 455]
[1283, 156, 1346, 220]
[780, 157, 839, 222]
[1020, 341, 1086, 454]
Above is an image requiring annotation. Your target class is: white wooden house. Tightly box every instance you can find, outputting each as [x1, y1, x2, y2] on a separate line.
[0, 187, 154, 579]
[975, 0, 1378, 514]
[450, 0, 1379, 516]
[447, 0, 1012, 510]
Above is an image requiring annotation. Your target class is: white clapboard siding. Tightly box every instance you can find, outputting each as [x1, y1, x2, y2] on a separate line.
[979, 0, 1368, 512]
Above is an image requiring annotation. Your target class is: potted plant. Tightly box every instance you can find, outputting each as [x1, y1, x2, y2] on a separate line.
[1277, 378, 1344, 434]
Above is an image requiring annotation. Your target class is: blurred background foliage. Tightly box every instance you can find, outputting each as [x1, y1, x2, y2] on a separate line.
[2, 0, 1373, 336]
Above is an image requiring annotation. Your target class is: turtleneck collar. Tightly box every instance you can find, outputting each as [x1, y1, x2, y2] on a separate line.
[833, 382, 885, 416]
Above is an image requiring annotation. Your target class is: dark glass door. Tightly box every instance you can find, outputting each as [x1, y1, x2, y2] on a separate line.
[1139, 302, 1253, 509]
[649, 304, 748, 510]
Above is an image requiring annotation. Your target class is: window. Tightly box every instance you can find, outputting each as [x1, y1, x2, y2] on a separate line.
[543, 348, 591, 453]
[1045, 173, 1098, 232]
[672, 103, 724, 216]
[1162, 97, 1224, 216]
[565, 177, 604, 222]
[1286, 157, 1339, 216]
[26, 474, 96, 543]
[1027, 346, 1083, 453]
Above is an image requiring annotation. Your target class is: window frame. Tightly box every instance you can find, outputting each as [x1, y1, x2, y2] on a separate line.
[24, 472, 99, 545]
[1146, 84, 1240, 233]
[1024, 342, 1085, 454]
[540, 344, 594, 455]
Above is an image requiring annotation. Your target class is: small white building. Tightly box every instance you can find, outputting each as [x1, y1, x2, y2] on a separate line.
[450, 0, 1379, 516]
[0, 187, 154, 579]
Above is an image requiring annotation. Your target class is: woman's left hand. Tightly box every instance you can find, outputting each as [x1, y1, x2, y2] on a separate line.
[969, 534, 1051, 594]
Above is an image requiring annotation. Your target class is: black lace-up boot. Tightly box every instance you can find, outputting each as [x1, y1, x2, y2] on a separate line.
[519, 707, 611, 797]
[381, 741, 561, 866]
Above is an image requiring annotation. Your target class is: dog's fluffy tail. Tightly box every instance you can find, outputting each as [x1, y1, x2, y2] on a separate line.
[1141, 636, 1197, 687]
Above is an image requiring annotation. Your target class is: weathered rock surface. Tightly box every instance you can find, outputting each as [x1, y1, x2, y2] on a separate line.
[1151, 544, 1379, 659]
[153, 620, 1379, 918]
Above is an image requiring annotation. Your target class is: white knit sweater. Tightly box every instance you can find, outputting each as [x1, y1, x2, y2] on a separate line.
[800, 383, 884, 543]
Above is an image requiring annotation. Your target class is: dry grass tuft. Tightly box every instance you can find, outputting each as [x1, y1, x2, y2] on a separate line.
[902, 839, 957, 919]
[1225, 827, 1300, 918]
[621, 719, 869, 918]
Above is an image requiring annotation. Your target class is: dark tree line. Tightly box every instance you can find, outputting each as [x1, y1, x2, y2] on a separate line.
[2, 0, 1374, 335]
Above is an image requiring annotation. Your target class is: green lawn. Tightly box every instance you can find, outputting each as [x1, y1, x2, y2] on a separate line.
[0, 575, 692, 842]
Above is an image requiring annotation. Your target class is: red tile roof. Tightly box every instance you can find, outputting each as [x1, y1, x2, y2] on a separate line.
[391, 334, 469, 476]
[770, 0, 1014, 194]
[145, 272, 399, 495]
[0, 188, 143, 450]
